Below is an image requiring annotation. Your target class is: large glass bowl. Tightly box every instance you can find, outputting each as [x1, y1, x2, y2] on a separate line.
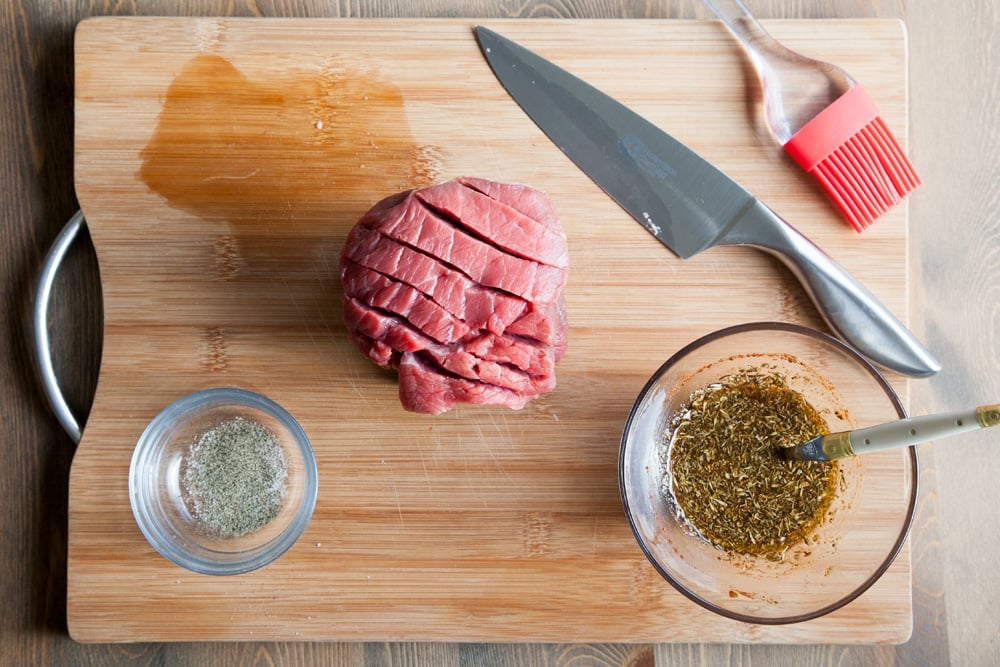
[129, 387, 318, 575]
[619, 322, 916, 624]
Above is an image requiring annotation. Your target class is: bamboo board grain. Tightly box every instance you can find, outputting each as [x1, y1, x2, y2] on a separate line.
[69, 17, 915, 643]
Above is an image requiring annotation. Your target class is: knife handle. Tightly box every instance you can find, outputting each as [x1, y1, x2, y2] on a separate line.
[719, 199, 940, 377]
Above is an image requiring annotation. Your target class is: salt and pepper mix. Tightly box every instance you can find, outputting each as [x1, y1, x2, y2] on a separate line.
[180, 416, 288, 538]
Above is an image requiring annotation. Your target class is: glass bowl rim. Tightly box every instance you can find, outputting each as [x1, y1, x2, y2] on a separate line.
[129, 386, 318, 576]
[618, 321, 918, 624]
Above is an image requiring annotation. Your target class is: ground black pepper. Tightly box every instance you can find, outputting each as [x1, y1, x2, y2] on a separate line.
[181, 416, 288, 538]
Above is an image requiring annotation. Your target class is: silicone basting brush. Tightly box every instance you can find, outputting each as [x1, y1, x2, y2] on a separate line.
[704, 0, 921, 232]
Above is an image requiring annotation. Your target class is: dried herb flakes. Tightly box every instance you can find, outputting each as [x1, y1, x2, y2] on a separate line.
[661, 371, 838, 558]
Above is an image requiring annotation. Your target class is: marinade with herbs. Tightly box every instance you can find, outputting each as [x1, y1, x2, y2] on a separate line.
[662, 371, 838, 558]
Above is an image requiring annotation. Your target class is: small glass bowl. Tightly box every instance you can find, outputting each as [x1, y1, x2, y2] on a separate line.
[619, 322, 917, 624]
[129, 387, 318, 575]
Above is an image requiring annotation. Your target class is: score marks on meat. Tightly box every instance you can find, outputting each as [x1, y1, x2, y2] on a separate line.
[339, 178, 568, 414]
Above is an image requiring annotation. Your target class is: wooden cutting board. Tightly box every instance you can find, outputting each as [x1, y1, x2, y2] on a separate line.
[69, 17, 915, 643]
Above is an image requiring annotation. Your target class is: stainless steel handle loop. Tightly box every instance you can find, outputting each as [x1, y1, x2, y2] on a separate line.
[33, 210, 86, 444]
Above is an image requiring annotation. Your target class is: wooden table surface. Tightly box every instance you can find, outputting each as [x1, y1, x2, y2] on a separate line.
[2, 1, 996, 665]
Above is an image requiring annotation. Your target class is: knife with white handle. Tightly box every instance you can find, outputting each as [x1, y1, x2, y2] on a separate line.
[785, 404, 1000, 460]
[474, 26, 940, 378]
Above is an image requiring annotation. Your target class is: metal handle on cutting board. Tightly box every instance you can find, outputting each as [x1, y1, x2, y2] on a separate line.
[33, 210, 86, 444]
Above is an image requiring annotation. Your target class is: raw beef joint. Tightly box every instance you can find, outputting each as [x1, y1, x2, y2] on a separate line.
[340, 177, 568, 414]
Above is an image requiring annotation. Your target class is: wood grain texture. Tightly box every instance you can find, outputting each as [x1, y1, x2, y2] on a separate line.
[2, 0, 995, 665]
[67, 16, 913, 644]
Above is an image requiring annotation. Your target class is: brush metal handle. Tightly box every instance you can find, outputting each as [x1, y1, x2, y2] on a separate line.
[791, 405, 1000, 460]
[718, 198, 940, 377]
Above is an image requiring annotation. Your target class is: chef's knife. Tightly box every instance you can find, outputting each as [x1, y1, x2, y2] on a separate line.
[474, 26, 939, 378]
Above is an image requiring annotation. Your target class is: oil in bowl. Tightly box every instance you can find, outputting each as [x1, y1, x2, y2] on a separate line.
[662, 369, 838, 561]
[129, 388, 318, 575]
[619, 323, 916, 624]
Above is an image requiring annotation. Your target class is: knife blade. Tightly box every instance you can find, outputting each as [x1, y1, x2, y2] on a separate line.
[474, 26, 939, 378]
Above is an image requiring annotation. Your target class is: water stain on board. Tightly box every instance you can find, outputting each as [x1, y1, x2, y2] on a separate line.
[139, 54, 439, 226]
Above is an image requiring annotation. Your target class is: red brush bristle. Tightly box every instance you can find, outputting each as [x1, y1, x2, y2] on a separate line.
[812, 118, 921, 231]
[784, 86, 921, 232]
